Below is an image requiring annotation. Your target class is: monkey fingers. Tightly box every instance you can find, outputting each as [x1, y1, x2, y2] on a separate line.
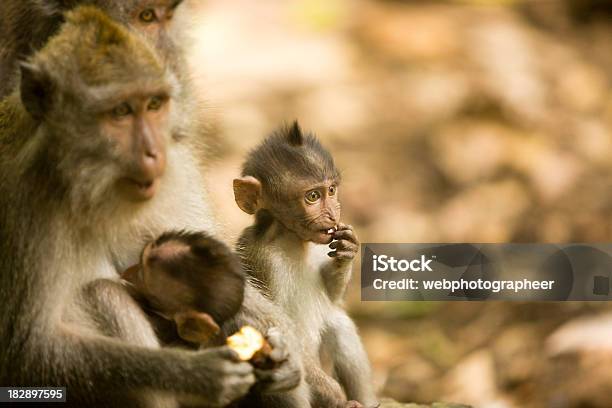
[191, 347, 256, 405]
[329, 239, 358, 252]
[329, 242, 358, 264]
[332, 227, 359, 246]
[250, 329, 302, 394]
[330, 250, 358, 261]
[265, 327, 290, 363]
[254, 361, 303, 394]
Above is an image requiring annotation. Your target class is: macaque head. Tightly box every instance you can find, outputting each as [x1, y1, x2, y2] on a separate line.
[122, 230, 245, 343]
[234, 122, 342, 245]
[20, 6, 178, 206]
[41, 0, 185, 58]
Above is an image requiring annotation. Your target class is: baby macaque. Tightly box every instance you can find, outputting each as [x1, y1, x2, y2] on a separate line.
[122, 230, 246, 346]
[233, 122, 378, 408]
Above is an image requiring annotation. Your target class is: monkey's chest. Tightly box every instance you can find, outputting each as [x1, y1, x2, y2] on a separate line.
[270, 244, 333, 348]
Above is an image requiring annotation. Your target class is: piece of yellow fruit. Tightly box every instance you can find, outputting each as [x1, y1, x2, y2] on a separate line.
[226, 326, 265, 361]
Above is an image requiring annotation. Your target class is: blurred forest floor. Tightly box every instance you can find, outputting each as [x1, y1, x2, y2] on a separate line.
[185, 0, 612, 406]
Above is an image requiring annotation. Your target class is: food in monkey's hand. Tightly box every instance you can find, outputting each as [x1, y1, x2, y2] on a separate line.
[227, 326, 277, 369]
[227, 326, 263, 360]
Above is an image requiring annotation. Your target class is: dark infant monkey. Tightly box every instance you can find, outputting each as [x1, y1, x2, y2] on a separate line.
[234, 122, 379, 408]
[121, 230, 247, 346]
[121, 230, 283, 408]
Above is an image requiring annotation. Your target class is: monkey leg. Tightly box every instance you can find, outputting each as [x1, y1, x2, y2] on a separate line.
[303, 356, 349, 408]
[323, 310, 378, 408]
[79, 278, 178, 408]
[251, 381, 311, 408]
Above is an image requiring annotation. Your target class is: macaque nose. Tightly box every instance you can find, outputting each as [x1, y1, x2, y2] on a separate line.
[326, 212, 338, 226]
[145, 145, 158, 159]
[135, 118, 167, 180]
[139, 141, 166, 180]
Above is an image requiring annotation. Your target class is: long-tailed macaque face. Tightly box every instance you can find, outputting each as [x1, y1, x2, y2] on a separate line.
[19, 6, 177, 205]
[47, 0, 185, 50]
[293, 178, 341, 243]
[234, 176, 341, 245]
[119, 0, 185, 54]
[234, 121, 342, 245]
[102, 91, 170, 201]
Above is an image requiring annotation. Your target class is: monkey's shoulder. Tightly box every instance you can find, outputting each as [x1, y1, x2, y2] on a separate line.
[0, 96, 36, 152]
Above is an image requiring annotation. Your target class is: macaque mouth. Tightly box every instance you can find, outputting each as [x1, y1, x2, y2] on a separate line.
[126, 177, 154, 189]
[122, 177, 158, 200]
[134, 180, 154, 190]
[317, 226, 337, 235]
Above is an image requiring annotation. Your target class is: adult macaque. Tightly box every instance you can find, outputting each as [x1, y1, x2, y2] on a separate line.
[0, 7, 275, 407]
[0, 1, 307, 406]
[234, 122, 379, 408]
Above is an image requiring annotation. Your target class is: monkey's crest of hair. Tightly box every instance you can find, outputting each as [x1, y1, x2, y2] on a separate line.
[241, 121, 341, 197]
[27, 6, 167, 90]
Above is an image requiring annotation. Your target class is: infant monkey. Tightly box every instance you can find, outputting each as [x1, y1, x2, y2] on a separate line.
[122, 230, 245, 346]
[234, 122, 378, 408]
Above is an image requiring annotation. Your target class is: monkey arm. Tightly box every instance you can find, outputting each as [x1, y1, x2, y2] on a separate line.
[225, 283, 304, 394]
[321, 260, 353, 304]
[323, 223, 360, 303]
[304, 357, 347, 407]
[2, 277, 254, 406]
[31, 319, 253, 406]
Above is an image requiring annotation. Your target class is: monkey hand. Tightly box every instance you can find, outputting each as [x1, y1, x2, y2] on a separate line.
[253, 327, 302, 394]
[189, 346, 256, 406]
[328, 223, 359, 264]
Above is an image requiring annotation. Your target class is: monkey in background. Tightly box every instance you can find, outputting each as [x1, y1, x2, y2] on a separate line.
[233, 122, 379, 408]
[121, 230, 246, 346]
[0, 0, 187, 99]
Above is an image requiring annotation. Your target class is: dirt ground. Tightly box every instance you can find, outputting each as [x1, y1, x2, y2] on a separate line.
[184, 1, 612, 406]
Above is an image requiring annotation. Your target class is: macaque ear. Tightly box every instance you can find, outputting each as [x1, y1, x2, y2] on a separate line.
[120, 264, 141, 284]
[233, 176, 262, 215]
[20, 63, 54, 121]
[174, 311, 220, 344]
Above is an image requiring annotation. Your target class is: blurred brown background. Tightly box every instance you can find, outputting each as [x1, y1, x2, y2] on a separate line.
[185, 1, 612, 406]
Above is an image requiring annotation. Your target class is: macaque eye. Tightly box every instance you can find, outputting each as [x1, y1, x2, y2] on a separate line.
[139, 9, 157, 23]
[329, 185, 337, 196]
[147, 96, 165, 111]
[305, 190, 321, 204]
[111, 102, 133, 118]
